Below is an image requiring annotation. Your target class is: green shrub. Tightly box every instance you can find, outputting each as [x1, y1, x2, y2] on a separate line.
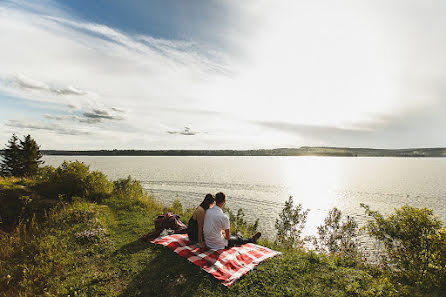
[35, 165, 55, 183]
[113, 176, 144, 199]
[224, 208, 259, 238]
[165, 198, 184, 216]
[312, 207, 360, 258]
[39, 161, 113, 202]
[275, 196, 309, 249]
[0, 182, 50, 228]
[362, 204, 446, 289]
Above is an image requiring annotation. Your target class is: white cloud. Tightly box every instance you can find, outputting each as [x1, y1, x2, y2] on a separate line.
[167, 127, 199, 136]
[6, 119, 91, 135]
[12, 74, 88, 95]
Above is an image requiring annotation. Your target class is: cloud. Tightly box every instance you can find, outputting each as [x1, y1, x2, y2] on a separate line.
[1, 0, 446, 149]
[13, 74, 88, 96]
[13, 74, 49, 91]
[82, 108, 125, 121]
[258, 121, 366, 141]
[6, 119, 91, 135]
[44, 105, 126, 124]
[167, 127, 198, 136]
[44, 114, 99, 124]
[257, 104, 446, 148]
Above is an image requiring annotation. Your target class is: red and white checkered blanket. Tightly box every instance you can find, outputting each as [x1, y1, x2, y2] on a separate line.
[149, 234, 281, 287]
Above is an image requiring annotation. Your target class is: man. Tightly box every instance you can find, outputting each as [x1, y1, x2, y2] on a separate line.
[203, 192, 261, 249]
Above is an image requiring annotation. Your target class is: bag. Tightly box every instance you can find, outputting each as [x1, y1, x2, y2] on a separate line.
[142, 212, 187, 240]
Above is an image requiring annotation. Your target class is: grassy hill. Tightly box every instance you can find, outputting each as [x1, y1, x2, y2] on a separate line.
[1, 163, 445, 296]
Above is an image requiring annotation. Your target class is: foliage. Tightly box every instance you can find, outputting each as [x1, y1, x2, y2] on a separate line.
[113, 175, 144, 198]
[109, 176, 160, 213]
[0, 134, 22, 177]
[275, 196, 309, 249]
[0, 134, 43, 177]
[19, 135, 44, 177]
[0, 178, 54, 228]
[0, 184, 405, 297]
[169, 198, 184, 216]
[0, 200, 115, 296]
[40, 161, 113, 202]
[35, 165, 55, 182]
[75, 227, 108, 244]
[362, 204, 446, 289]
[224, 207, 259, 238]
[2, 172, 446, 296]
[312, 207, 360, 258]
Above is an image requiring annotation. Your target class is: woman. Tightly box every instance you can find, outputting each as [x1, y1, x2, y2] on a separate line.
[187, 193, 214, 248]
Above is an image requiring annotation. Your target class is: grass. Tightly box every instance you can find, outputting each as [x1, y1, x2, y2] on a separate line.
[0, 177, 442, 297]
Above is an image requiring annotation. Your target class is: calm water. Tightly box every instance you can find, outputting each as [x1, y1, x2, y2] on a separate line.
[42, 156, 446, 238]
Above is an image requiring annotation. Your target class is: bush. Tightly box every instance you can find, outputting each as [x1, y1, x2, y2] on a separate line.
[113, 176, 144, 199]
[0, 181, 51, 228]
[39, 161, 113, 202]
[312, 207, 360, 258]
[275, 196, 309, 249]
[163, 198, 184, 217]
[362, 204, 446, 289]
[35, 165, 55, 183]
[224, 208, 259, 238]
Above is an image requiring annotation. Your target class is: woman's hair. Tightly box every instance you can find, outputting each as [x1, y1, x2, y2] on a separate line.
[199, 194, 215, 210]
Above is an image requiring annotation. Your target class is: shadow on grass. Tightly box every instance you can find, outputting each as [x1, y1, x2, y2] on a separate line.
[115, 239, 151, 256]
[118, 245, 225, 297]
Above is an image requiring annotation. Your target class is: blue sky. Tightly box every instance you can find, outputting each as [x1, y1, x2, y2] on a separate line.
[54, 0, 236, 47]
[1, 0, 446, 149]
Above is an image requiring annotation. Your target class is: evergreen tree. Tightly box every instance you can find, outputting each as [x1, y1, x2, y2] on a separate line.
[19, 134, 44, 177]
[0, 134, 43, 177]
[0, 134, 22, 176]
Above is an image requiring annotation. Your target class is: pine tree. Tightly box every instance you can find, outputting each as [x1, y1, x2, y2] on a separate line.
[0, 134, 22, 176]
[0, 134, 44, 177]
[19, 134, 44, 177]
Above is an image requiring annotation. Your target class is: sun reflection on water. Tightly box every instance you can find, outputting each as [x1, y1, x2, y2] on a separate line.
[278, 157, 343, 235]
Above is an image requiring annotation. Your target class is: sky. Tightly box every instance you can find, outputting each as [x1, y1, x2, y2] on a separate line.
[1, 0, 446, 150]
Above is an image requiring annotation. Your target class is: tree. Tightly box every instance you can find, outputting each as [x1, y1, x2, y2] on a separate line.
[362, 204, 446, 288]
[275, 196, 309, 248]
[19, 134, 43, 177]
[0, 134, 22, 176]
[0, 134, 43, 177]
[312, 207, 359, 257]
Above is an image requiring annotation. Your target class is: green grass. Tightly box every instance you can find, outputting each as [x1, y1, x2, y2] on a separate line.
[0, 178, 441, 297]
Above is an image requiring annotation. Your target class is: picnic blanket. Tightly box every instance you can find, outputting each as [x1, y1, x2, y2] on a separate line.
[149, 234, 281, 287]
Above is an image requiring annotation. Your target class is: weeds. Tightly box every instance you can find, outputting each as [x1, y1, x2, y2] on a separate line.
[1, 170, 445, 296]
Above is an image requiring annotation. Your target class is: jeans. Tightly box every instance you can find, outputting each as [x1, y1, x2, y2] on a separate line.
[227, 235, 253, 247]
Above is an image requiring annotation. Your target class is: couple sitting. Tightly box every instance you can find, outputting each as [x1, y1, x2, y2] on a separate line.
[187, 192, 261, 249]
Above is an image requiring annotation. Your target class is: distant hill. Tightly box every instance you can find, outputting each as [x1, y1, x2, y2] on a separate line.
[41, 147, 446, 157]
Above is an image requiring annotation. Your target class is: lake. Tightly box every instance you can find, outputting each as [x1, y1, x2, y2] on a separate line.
[42, 156, 446, 239]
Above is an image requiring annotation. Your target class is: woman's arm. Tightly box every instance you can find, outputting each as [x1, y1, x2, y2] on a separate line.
[196, 208, 206, 247]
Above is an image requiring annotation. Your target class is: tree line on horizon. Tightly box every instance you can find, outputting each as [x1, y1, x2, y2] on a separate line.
[40, 147, 446, 157]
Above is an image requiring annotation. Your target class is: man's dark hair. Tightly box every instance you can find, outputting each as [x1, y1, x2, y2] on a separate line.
[215, 192, 226, 205]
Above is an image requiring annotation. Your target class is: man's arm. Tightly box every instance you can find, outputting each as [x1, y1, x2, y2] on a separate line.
[224, 229, 230, 240]
[222, 214, 231, 240]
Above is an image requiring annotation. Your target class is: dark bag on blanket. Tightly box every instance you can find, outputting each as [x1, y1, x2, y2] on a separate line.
[142, 212, 188, 240]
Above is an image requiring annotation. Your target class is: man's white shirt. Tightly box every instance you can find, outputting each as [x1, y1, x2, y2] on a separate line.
[203, 205, 230, 249]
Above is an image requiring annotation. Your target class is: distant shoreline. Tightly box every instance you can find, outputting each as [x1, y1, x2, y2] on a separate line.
[41, 147, 446, 157]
